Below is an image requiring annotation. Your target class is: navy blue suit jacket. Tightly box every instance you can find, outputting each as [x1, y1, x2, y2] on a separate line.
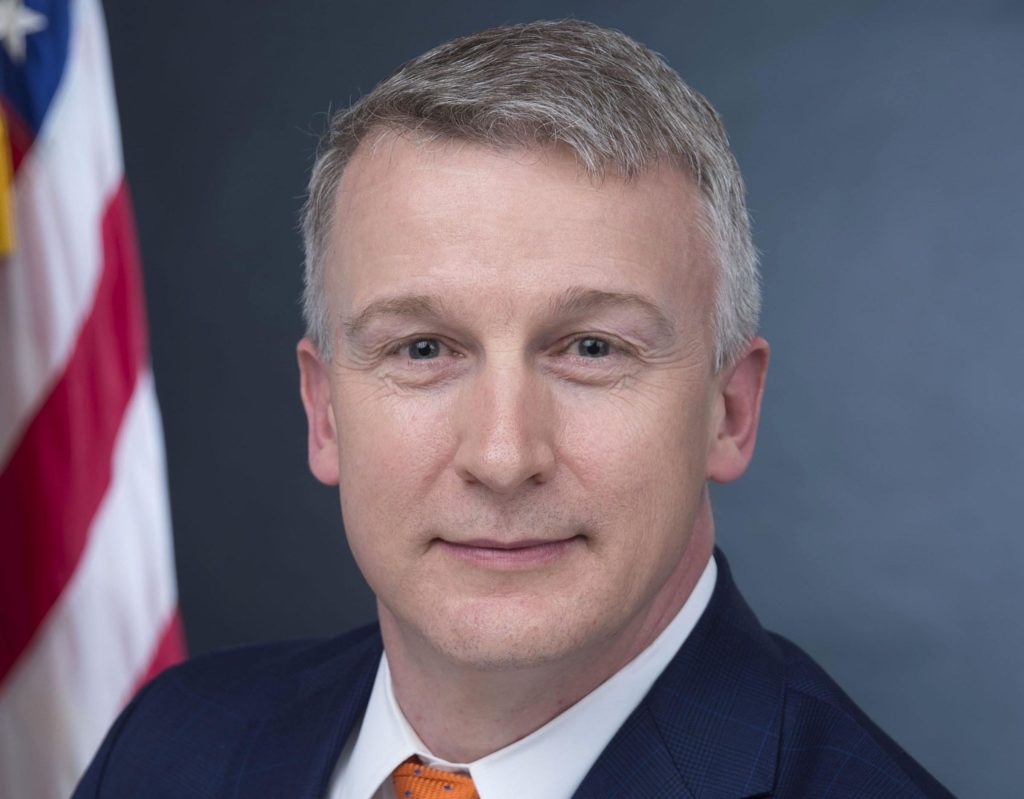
[75, 552, 954, 797]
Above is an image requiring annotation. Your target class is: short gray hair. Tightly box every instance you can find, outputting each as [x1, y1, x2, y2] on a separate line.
[302, 19, 760, 370]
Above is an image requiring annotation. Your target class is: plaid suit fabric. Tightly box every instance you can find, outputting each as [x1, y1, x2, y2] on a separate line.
[74, 551, 953, 798]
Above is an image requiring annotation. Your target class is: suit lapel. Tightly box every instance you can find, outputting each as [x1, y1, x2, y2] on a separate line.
[231, 628, 383, 798]
[575, 550, 784, 798]
[573, 702, 694, 798]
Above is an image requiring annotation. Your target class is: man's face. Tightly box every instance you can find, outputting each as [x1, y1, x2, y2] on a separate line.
[299, 135, 765, 672]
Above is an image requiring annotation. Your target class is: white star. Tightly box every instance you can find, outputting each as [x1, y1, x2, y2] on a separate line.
[0, 0, 47, 64]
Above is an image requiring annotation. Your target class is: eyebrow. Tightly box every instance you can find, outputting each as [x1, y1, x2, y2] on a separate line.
[341, 287, 676, 341]
[342, 295, 447, 341]
[550, 287, 677, 340]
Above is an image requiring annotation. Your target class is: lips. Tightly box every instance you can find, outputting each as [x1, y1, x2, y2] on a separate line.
[454, 538, 565, 549]
[436, 535, 583, 568]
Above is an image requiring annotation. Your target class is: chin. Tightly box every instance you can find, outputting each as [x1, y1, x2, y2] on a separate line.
[413, 591, 613, 672]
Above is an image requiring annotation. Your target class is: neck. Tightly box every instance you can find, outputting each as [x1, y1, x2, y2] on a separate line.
[380, 499, 715, 763]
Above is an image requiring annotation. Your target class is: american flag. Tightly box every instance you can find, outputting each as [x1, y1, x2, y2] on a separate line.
[0, 0, 185, 795]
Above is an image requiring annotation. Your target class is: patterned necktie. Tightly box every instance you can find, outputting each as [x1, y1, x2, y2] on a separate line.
[391, 756, 479, 799]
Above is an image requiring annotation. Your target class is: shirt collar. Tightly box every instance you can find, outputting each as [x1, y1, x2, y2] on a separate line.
[333, 554, 716, 799]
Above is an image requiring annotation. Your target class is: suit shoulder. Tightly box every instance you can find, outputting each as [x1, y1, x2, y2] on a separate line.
[72, 624, 382, 797]
[771, 633, 954, 798]
[147, 622, 381, 712]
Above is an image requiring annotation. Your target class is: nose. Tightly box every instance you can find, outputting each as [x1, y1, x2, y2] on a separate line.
[453, 361, 557, 494]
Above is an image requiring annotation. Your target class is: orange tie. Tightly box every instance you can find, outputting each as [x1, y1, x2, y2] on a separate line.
[391, 756, 479, 799]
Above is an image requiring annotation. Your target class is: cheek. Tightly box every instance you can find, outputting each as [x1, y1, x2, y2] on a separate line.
[333, 383, 455, 533]
[558, 388, 710, 560]
[561, 386, 709, 488]
[336, 381, 452, 474]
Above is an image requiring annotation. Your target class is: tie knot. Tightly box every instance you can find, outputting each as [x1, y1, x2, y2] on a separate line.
[391, 757, 479, 799]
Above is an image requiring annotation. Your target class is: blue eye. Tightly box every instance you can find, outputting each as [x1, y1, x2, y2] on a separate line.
[576, 337, 611, 358]
[407, 339, 442, 359]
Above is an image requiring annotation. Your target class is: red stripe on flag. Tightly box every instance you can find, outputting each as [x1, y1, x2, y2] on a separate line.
[0, 98, 34, 173]
[130, 611, 187, 697]
[0, 181, 148, 683]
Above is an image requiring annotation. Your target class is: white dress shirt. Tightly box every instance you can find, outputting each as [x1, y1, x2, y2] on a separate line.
[328, 554, 716, 799]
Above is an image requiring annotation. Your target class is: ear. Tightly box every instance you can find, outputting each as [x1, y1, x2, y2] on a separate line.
[706, 336, 770, 483]
[297, 337, 340, 486]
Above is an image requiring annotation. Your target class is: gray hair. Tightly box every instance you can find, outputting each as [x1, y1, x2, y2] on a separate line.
[301, 19, 760, 370]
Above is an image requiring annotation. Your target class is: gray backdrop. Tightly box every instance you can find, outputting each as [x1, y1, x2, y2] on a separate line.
[102, 0, 1023, 795]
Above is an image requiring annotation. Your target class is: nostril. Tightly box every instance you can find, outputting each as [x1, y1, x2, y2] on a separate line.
[454, 436, 556, 494]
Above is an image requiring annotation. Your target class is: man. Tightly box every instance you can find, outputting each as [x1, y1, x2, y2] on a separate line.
[76, 20, 952, 798]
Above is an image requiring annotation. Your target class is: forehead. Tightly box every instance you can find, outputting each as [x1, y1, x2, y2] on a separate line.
[327, 132, 713, 322]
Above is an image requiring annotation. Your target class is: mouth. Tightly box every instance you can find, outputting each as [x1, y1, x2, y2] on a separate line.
[435, 535, 584, 568]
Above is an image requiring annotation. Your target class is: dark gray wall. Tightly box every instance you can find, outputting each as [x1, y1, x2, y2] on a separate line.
[102, 1, 1023, 795]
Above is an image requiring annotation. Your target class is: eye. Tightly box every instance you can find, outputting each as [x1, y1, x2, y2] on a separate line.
[576, 337, 612, 358]
[406, 338, 442, 360]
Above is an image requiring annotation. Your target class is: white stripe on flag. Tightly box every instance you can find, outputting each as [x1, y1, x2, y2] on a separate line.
[0, 371, 178, 799]
[0, 0, 124, 467]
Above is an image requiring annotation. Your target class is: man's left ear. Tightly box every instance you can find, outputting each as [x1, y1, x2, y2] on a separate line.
[706, 336, 770, 483]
